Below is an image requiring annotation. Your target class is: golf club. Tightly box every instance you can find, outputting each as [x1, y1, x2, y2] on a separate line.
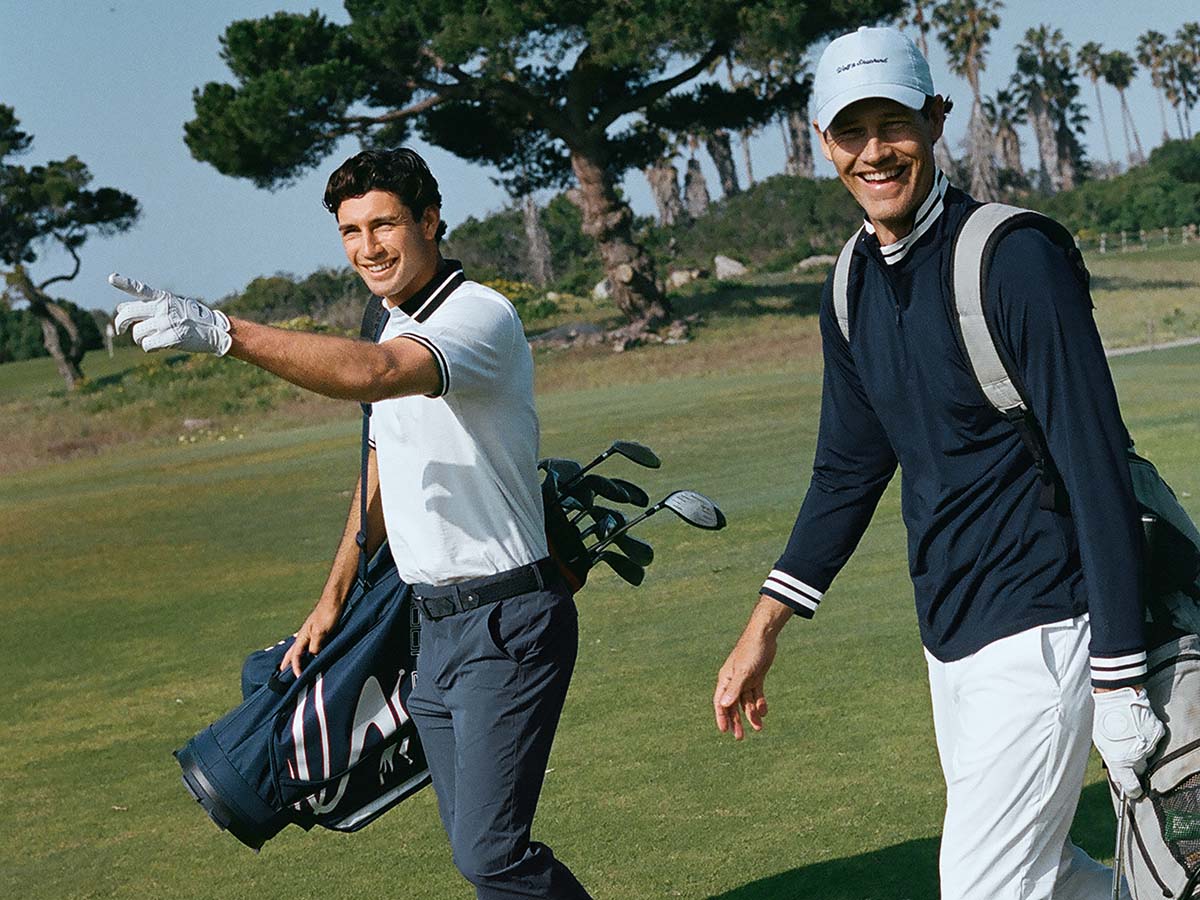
[560, 440, 661, 491]
[566, 473, 650, 508]
[609, 533, 654, 567]
[1112, 789, 1127, 900]
[589, 489, 727, 558]
[579, 507, 626, 542]
[595, 550, 645, 585]
[538, 457, 583, 484]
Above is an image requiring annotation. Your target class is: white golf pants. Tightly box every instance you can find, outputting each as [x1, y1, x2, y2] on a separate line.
[926, 614, 1128, 900]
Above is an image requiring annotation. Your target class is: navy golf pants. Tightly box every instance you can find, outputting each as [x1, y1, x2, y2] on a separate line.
[407, 577, 591, 900]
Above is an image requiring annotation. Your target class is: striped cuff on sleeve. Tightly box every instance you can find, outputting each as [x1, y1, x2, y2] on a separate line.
[1091, 651, 1148, 689]
[398, 333, 450, 397]
[760, 569, 823, 618]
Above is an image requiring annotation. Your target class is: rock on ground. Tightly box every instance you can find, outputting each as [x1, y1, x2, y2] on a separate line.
[713, 255, 748, 279]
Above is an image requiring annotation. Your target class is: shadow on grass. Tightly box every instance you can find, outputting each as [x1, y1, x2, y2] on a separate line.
[707, 781, 1118, 900]
[706, 836, 940, 900]
[1090, 275, 1197, 292]
[1071, 779, 1119, 862]
[675, 279, 823, 320]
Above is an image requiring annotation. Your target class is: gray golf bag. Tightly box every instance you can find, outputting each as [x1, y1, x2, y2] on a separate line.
[1109, 453, 1200, 899]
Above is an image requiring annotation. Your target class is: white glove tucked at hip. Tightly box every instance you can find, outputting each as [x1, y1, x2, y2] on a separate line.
[109, 273, 232, 356]
[1093, 686, 1165, 798]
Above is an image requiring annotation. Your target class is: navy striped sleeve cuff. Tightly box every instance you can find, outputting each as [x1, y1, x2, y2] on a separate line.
[760, 569, 823, 618]
[1090, 651, 1148, 689]
[397, 333, 450, 397]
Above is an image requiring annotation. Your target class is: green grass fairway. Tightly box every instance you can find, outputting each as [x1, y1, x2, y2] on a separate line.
[3, 335, 1198, 899]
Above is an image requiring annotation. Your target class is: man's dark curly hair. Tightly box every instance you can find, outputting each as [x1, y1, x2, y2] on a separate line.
[323, 148, 447, 242]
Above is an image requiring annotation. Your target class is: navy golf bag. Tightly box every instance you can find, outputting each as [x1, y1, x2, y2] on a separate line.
[175, 542, 429, 850]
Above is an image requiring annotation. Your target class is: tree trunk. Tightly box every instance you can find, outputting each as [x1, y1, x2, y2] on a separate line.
[1157, 89, 1171, 142]
[1092, 80, 1115, 166]
[644, 159, 686, 227]
[996, 124, 1022, 176]
[568, 149, 672, 330]
[521, 195, 552, 287]
[1029, 95, 1060, 193]
[966, 97, 999, 201]
[683, 157, 710, 218]
[8, 264, 84, 389]
[785, 109, 814, 177]
[705, 130, 739, 198]
[934, 135, 955, 175]
[739, 129, 755, 188]
[1118, 91, 1145, 165]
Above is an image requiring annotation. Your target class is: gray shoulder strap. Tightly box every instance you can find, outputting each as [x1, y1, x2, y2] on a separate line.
[832, 228, 862, 342]
[952, 203, 1031, 416]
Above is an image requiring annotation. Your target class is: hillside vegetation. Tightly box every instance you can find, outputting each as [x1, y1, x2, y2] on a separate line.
[2, 244, 1198, 474]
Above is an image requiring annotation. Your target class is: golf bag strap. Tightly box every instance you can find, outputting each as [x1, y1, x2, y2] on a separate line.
[950, 203, 1083, 513]
[356, 295, 390, 589]
[832, 228, 862, 342]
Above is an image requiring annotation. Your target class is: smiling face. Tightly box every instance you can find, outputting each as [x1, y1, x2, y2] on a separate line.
[816, 96, 945, 245]
[336, 190, 441, 305]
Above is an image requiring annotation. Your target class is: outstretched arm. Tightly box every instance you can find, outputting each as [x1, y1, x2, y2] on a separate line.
[109, 273, 440, 401]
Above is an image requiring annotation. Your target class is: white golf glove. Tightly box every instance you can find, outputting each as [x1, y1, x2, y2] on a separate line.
[109, 273, 232, 356]
[1093, 687, 1165, 799]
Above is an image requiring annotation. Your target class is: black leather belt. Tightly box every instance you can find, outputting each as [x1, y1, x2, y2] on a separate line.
[412, 557, 557, 621]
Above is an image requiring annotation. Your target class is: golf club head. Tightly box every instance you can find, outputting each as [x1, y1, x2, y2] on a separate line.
[575, 474, 646, 507]
[661, 490, 726, 530]
[611, 440, 661, 469]
[580, 508, 624, 542]
[612, 533, 653, 567]
[538, 457, 583, 485]
[594, 550, 645, 586]
[607, 477, 650, 507]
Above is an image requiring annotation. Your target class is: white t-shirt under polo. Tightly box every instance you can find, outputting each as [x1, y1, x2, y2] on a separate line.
[369, 264, 546, 586]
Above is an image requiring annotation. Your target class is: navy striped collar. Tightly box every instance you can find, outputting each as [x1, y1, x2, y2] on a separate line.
[385, 258, 465, 323]
[863, 170, 948, 266]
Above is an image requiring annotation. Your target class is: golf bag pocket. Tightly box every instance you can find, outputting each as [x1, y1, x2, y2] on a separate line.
[1114, 634, 1200, 899]
[175, 543, 430, 850]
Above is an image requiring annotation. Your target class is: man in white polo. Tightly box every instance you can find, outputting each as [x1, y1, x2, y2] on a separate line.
[111, 148, 592, 900]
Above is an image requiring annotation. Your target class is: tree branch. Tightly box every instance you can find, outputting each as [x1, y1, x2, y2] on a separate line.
[340, 92, 450, 127]
[596, 41, 728, 128]
[37, 236, 81, 291]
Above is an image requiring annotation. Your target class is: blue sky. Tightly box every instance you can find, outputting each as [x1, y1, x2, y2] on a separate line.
[1, 0, 1195, 313]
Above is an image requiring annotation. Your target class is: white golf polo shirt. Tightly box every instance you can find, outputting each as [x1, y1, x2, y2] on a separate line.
[368, 262, 547, 586]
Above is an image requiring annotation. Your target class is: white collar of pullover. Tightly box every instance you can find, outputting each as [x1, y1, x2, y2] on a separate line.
[863, 169, 948, 265]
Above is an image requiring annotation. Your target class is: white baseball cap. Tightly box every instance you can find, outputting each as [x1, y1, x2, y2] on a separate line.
[813, 26, 934, 132]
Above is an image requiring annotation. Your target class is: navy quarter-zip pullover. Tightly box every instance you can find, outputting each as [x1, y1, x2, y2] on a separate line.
[762, 178, 1148, 688]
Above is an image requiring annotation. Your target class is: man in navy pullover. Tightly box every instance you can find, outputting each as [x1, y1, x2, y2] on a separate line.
[713, 25, 1165, 899]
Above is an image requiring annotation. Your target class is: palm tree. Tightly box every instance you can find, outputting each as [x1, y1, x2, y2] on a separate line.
[1077, 42, 1115, 168]
[1014, 25, 1086, 193]
[1102, 51, 1145, 166]
[1164, 42, 1196, 138]
[982, 87, 1026, 190]
[1176, 23, 1200, 136]
[1137, 30, 1173, 143]
[901, 0, 956, 174]
[932, 0, 1003, 200]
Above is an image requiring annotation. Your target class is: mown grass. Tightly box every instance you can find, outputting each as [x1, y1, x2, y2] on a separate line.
[2, 272, 1198, 899]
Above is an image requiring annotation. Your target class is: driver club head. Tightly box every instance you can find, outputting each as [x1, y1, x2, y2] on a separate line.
[661, 490, 726, 530]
